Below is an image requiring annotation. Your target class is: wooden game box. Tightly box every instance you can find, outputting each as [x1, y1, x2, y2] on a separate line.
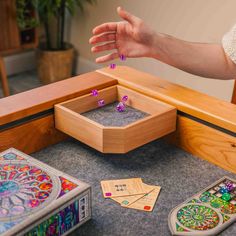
[0, 148, 91, 236]
[55, 85, 176, 153]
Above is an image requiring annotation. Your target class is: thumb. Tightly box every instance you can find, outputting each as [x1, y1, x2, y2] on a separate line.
[117, 6, 140, 25]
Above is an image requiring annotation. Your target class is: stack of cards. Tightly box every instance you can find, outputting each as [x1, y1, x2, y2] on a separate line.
[101, 178, 161, 212]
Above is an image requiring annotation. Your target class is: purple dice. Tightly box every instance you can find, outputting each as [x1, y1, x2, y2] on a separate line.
[109, 63, 116, 69]
[91, 89, 98, 97]
[120, 54, 126, 61]
[226, 182, 234, 192]
[98, 99, 105, 107]
[122, 95, 128, 102]
[116, 102, 126, 112]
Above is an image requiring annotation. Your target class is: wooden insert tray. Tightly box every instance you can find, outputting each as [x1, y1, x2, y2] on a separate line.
[55, 85, 176, 153]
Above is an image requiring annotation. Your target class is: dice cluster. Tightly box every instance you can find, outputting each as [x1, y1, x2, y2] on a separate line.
[91, 89, 128, 112]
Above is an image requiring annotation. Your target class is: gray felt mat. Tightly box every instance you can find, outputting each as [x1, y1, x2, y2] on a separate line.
[82, 102, 149, 127]
[33, 139, 236, 236]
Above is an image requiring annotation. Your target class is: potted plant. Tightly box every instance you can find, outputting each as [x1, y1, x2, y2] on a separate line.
[17, 0, 96, 84]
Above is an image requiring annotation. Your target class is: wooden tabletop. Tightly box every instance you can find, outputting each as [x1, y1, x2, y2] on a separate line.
[0, 71, 117, 126]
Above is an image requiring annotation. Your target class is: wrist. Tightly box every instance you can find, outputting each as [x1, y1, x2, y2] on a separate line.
[148, 33, 160, 59]
[148, 33, 166, 59]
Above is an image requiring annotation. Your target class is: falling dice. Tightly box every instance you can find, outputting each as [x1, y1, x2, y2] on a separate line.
[122, 95, 128, 103]
[120, 54, 126, 61]
[109, 63, 116, 69]
[91, 89, 98, 97]
[98, 99, 105, 107]
[116, 102, 126, 112]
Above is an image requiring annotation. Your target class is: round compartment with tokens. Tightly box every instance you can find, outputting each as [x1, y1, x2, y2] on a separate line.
[177, 204, 220, 231]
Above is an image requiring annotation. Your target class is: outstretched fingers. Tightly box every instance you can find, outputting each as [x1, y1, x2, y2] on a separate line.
[91, 42, 117, 53]
[96, 52, 119, 63]
[92, 22, 117, 35]
[89, 33, 116, 45]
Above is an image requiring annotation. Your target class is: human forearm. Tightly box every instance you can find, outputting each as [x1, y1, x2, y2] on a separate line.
[150, 33, 236, 80]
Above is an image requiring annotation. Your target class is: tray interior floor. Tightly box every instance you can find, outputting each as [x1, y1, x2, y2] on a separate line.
[82, 102, 149, 127]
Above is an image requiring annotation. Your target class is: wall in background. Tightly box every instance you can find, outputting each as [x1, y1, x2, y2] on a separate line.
[69, 0, 236, 102]
[5, 51, 36, 76]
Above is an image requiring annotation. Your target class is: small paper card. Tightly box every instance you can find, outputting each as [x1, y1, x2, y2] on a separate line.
[111, 183, 154, 206]
[125, 186, 161, 212]
[101, 178, 147, 198]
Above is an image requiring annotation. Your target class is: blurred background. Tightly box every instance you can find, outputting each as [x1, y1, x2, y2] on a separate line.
[1, 0, 236, 102]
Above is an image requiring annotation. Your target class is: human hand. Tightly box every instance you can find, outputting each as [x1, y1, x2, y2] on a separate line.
[89, 7, 157, 63]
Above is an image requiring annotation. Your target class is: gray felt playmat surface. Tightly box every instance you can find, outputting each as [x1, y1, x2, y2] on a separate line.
[33, 139, 236, 236]
[82, 102, 149, 127]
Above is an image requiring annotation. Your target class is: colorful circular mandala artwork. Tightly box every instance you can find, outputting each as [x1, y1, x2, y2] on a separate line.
[0, 160, 59, 221]
[177, 204, 220, 231]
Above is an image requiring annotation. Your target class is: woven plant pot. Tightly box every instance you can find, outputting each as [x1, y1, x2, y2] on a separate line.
[37, 43, 74, 84]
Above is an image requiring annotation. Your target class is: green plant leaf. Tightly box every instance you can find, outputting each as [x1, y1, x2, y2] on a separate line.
[16, 0, 96, 50]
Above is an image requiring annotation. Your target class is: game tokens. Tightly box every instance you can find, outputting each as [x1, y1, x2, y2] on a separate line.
[91, 89, 98, 97]
[116, 102, 126, 112]
[199, 192, 214, 203]
[220, 187, 229, 194]
[120, 54, 126, 61]
[116, 95, 128, 112]
[98, 99, 105, 107]
[177, 205, 219, 231]
[122, 95, 128, 102]
[91, 89, 106, 108]
[169, 177, 236, 235]
[221, 203, 236, 214]
[226, 182, 234, 192]
[109, 63, 116, 69]
[222, 193, 231, 201]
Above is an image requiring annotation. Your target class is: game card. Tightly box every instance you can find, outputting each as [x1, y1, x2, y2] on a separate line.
[111, 183, 154, 206]
[101, 178, 148, 198]
[125, 186, 161, 212]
